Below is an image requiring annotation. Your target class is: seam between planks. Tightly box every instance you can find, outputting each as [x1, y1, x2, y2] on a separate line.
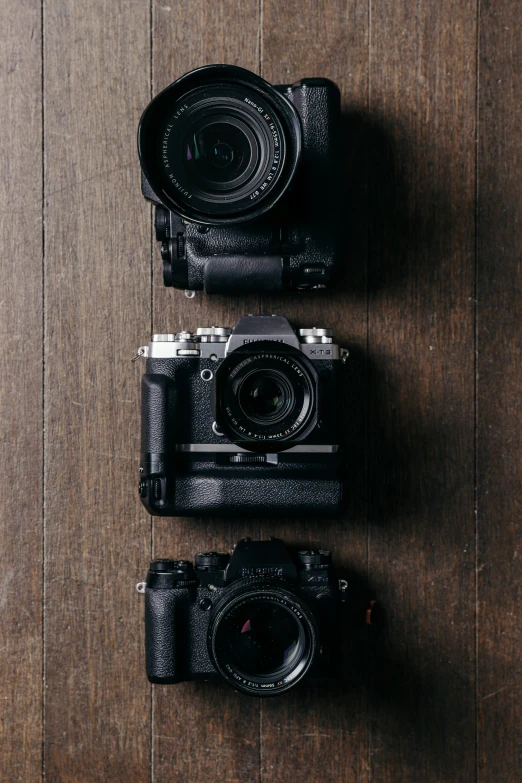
[474, 0, 481, 781]
[367, 2, 372, 781]
[41, 0, 46, 777]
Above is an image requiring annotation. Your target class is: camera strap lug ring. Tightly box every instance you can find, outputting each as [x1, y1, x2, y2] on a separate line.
[132, 347, 147, 362]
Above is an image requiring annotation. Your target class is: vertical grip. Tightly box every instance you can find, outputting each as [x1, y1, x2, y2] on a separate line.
[140, 372, 177, 514]
[144, 587, 179, 684]
[203, 255, 283, 294]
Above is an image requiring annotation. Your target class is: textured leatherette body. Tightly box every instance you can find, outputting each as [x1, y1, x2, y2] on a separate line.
[145, 78, 342, 293]
[140, 355, 344, 517]
[144, 579, 338, 684]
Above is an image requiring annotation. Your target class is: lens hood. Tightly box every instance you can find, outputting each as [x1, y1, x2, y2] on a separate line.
[138, 64, 302, 224]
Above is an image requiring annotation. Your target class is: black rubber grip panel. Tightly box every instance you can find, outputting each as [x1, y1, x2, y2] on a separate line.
[145, 588, 179, 683]
[172, 474, 343, 516]
[203, 255, 283, 294]
[141, 373, 176, 454]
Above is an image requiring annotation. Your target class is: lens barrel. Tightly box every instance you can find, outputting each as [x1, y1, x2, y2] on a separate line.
[208, 582, 317, 696]
[138, 65, 302, 224]
[213, 341, 318, 452]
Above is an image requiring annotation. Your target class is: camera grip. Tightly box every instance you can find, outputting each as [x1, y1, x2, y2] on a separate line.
[145, 587, 180, 683]
[203, 255, 283, 294]
[141, 373, 176, 454]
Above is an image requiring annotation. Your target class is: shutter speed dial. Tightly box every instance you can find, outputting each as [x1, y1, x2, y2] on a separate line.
[298, 327, 333, 344]
[297, 550, 332, 569]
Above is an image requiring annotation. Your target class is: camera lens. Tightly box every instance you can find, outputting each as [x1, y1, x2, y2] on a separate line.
[238, 370, 294, 424]
[211, 141, 233, 168]
[186, 124, 247, 180]
[138, 65, 302, 224]
[182, 117, 257, 191]
[214, 345, 317, 451]
[210, 588, 317, 695]
[225, 602, 303, 676]
[159, 92, 275, 214]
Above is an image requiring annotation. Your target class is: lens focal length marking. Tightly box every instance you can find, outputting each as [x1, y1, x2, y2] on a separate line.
[138, 64, 303, 224]
[209, 588, 317, 695]
[157, 86, 285, 216]
[218, 351, 316, 445]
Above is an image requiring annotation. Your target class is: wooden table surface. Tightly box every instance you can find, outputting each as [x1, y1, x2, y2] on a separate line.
[1, 0, 521, 781]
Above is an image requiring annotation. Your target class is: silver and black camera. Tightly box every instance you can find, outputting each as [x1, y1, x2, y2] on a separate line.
[137, 538, 353, 696]
[135, 315, 348, 517]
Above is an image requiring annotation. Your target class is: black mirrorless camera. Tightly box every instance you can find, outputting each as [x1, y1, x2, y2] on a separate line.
[137, 538, 360, 696]
[137, 64, 341, 294]
[135, 315, 348, 517]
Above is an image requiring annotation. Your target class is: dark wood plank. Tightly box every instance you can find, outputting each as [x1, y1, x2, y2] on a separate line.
[368, 1, 477, 781]
[43, 0, 152, 780]
[477, 2, 522, 780]
[0, 1, 43, 780]
[259, 2, 371, 781]
[151, 4, 263, 782]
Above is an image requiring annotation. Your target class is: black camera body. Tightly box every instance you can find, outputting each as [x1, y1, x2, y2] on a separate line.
[135, 315, 348, 518]
[138, 65, 342, 294]
[138, 538, 345, 696]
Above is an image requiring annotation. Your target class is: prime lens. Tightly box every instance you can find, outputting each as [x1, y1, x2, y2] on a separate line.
[209, 584, 317, 696]
[213, 341, 318, 452]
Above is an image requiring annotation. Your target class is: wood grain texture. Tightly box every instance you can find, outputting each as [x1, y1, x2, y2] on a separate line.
[151, 4, 263, 782]
[2, 0, 522, 780]
[43, 0, 152, 780]
[477, 1, 522, 780]
[0, 1, 43, 780]
[367, 1, 478, 781]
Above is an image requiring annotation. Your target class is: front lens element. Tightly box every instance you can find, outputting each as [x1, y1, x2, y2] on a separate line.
[210, 588, 317, 695]
[210, 141, 234, 168]
[154, 84, 287, 216]
[226, 602, 303, 677]
[238, 370, 294, 424]
[215, 348, 317, 449]
[185, 121, 251, 185]
[159, 90, 272, 211]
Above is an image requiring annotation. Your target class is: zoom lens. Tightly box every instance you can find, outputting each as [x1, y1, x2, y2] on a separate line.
[178, 111, 260, 198]
[209, 587, 317, 696]
[158, 88, 280, 215]
[138, 65, 302, 224]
